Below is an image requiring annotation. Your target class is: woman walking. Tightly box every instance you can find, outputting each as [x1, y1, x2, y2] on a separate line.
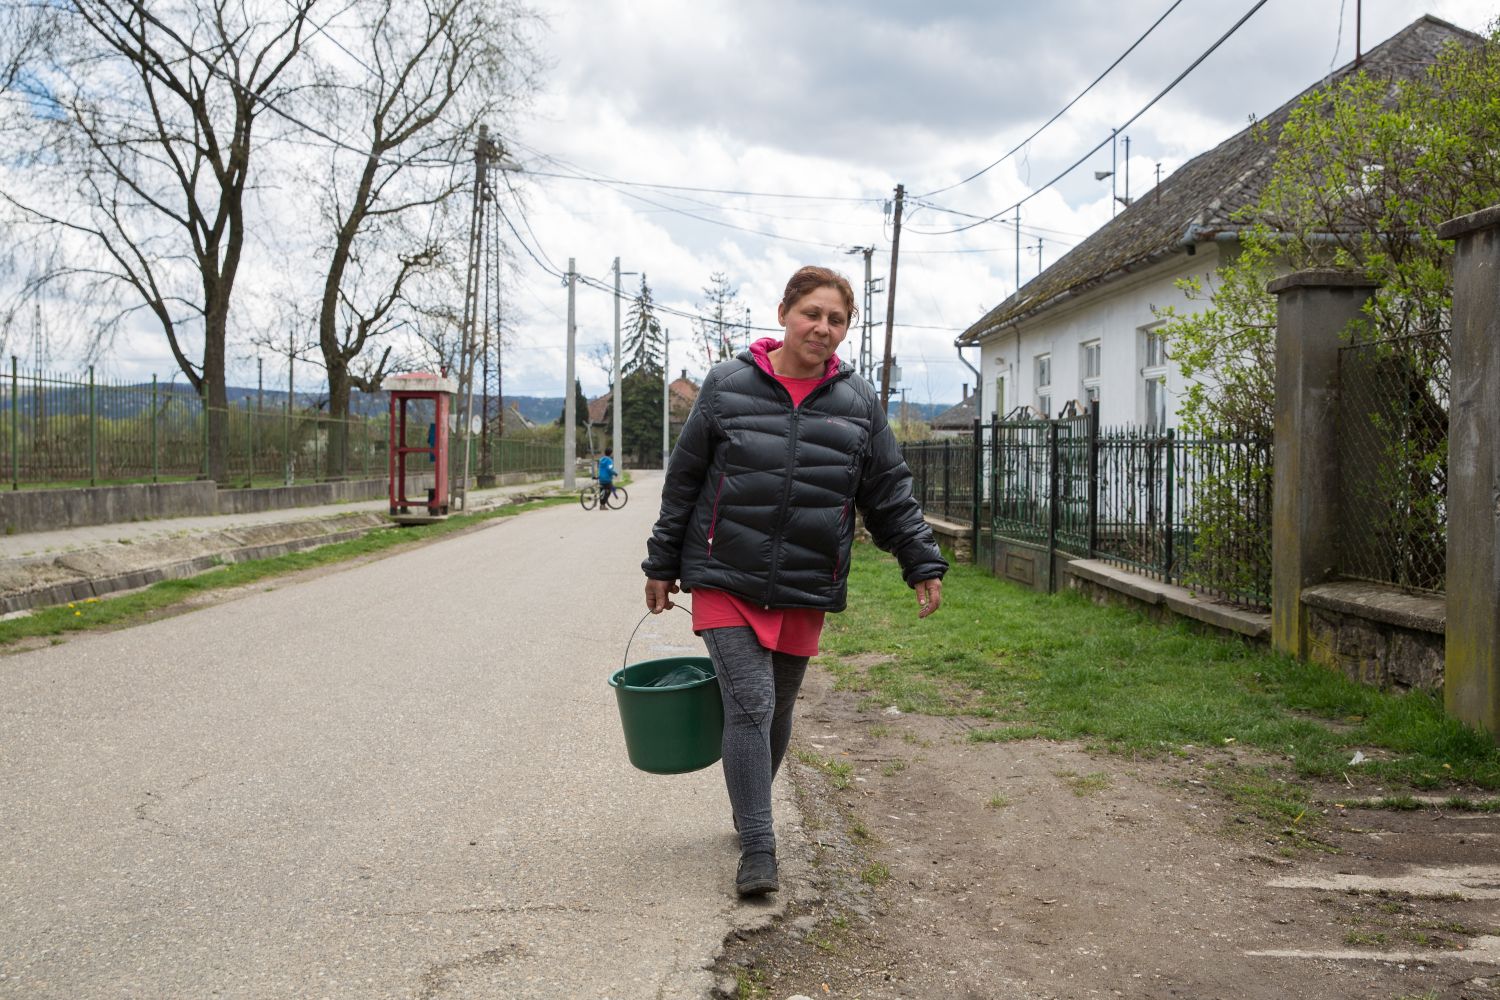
[642, 265, 946, 898]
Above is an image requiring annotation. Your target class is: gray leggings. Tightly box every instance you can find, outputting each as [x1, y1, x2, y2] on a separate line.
[701, 626, 809, 857]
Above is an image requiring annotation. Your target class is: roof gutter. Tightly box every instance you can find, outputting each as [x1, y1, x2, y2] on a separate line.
[955, 343, 980, 382]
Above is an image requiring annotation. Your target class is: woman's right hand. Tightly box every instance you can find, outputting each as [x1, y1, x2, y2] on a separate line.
[645, 578, 680, 614]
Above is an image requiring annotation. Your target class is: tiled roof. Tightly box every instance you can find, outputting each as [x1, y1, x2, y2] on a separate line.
[956, 15, 1479, 345]
[586, 376, 699, 425]
[931, 393, 979, 429]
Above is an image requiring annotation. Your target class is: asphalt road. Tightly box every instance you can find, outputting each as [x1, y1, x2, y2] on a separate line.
[0, 471, 797, 998]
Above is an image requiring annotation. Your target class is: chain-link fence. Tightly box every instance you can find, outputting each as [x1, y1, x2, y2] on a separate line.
[0, 366, 561, 489]
[1336, 331, 1449, 593]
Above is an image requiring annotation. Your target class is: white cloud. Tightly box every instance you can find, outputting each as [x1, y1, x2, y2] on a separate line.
[67, 0, 1500, 406]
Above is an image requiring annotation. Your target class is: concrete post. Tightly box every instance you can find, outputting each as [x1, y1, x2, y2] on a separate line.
[1266, 270, 1377, 659]
[1436, 206, 1500, 738]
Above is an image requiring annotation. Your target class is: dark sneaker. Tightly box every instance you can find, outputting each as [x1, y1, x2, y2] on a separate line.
[735, 851, 778, 897]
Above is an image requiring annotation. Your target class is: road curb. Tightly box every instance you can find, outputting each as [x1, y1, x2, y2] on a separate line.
[0, 492, 554, 615]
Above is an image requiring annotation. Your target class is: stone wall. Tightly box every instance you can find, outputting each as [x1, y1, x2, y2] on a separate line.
[1302, 582, 1445, 693]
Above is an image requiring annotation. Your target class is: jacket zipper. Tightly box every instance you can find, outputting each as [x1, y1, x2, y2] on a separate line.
[758, 365, 852, 605]
[706, 472, 726, 557]
[765, 407, 800, 605]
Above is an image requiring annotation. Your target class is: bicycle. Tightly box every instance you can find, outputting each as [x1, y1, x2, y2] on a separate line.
[579, 479, 628, 510]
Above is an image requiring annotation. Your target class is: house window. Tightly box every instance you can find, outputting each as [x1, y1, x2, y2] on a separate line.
[1145, 377, 1166, 431]
[1082, 341, 1101, 379]
[1141, 325, 1168, 430]
[1034, 353, 1051, 417]
[1145, 327, 1167, 367]
[1081, 340, 1101, 414]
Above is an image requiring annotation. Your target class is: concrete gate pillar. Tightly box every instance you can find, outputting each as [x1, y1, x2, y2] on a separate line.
[1437, 206, 1500, 738]
[1266, 270, 1378, 659]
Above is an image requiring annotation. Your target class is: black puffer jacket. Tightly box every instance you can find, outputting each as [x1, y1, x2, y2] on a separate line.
[642, 347, 947, 611]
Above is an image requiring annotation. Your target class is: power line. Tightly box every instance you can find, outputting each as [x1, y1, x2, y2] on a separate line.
[517, 165, 882, 204]
[914, 0, 1187, 199]
[915, 0, 1272, 237]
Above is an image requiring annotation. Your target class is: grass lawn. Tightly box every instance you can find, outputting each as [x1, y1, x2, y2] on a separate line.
[824, 544, 1500, 801]
[0, 494, 572, 647]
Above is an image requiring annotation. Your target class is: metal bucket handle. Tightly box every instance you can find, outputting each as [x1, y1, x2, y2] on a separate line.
[622, 601, 693, 673]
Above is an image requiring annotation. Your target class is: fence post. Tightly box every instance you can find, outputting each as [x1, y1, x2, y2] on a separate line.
[1163, 428, 1175, 580]
[151, 374, 159, 484]
[970, 417, 981, 556]
[9, 356, 16, 491]
[1438, 207, 1500, 738]
[1087, 406, 1099, 558]
[1046, 419, 1059, 593]
[200, 387, 209, 479]
[88, 365, 97, 486]
[1266, 270, 1378, 660]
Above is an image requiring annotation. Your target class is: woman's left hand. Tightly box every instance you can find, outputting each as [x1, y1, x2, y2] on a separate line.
[915, 578, 943, 619]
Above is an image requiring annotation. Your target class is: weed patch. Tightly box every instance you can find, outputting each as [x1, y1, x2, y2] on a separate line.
[822, 545, 1500, 794]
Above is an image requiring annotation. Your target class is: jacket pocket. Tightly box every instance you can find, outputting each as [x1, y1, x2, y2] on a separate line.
[705, 473, 726, 558]
[832, 500, 851, 582]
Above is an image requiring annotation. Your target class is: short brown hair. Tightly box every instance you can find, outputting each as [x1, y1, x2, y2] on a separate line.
[780, 266, 857, 327]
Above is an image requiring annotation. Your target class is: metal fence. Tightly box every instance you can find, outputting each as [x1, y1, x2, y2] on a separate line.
[912, 414, 1271, 609]
[1336, 331, 1448, 593]
[902, 436, 978, 522]
[0, 365, 561, 488]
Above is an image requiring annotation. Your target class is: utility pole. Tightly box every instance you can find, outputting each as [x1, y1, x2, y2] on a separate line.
[1155, 162, 1162, 205]
[880, 183, 904, 411]
[1356, 0, 1362, 67]
[1110, 128, 1119, 217]
[612, 256, 623, 471]
[564, 257, 577, 489]
[846, 245, 877, 381]
[1123, 135, 1131, 205]
[1037, 237, 1045, 275]
[1013, 212, 1022, 293]
[662, 326, 670, 469]
[456, 123, 496, 508]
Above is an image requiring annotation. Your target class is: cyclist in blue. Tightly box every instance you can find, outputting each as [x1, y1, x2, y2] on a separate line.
[597, 448, 616, 510]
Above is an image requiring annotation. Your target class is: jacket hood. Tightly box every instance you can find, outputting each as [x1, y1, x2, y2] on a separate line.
[746, 337, 848, 384]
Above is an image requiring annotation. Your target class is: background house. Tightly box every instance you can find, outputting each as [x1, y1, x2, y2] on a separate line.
[586, 370, 699, 464]
[928, 384, 978, 438]
[956, 15, 1472, 431]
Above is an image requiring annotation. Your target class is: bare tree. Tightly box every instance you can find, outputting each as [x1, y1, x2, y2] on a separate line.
[290, 0, 538, 476]
[0, 0, 315, 481]
[691, 271, 749, 370]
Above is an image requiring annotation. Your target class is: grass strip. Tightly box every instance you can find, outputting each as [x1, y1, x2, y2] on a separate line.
[823, 544, 1500, 792]
[1, 495, 571, 647]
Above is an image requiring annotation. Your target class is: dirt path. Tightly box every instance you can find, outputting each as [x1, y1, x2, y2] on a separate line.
[714, 665, 1500, 1000]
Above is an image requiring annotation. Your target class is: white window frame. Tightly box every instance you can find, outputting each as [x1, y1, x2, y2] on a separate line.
[1140, 324, 1168, 430]
[1081, 340, 1101, 413]
[1034, 353, 1051, 417]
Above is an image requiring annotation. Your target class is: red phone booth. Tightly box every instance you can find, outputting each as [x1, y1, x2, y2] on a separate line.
[384, 371, 457, 524]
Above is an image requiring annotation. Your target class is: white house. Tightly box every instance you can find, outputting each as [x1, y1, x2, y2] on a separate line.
[956, 15, 1470, 431]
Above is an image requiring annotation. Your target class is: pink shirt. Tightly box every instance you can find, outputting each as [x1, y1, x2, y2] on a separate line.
[691, 359, 833, 656]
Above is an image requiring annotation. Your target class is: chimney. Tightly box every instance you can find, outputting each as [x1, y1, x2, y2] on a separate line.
[962, 382, 969, 400]
[680, 368, 687, 381]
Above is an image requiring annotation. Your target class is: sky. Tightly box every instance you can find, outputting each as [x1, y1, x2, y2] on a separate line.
[70, 0, 1500, 407]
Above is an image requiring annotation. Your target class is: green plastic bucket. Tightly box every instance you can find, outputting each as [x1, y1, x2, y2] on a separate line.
[609, 655, 724, 775]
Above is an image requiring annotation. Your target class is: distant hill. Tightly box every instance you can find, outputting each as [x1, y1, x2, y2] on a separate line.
[886, 401, 951, 422]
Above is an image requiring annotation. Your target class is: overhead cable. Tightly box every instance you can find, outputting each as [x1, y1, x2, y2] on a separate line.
[914, 0, 1187, 199]
[916, 0, 1272, 237]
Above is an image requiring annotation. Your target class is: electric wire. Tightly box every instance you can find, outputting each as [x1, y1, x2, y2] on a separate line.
[915, 0, 1272, 237]
[914, 0, 1187, 199]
